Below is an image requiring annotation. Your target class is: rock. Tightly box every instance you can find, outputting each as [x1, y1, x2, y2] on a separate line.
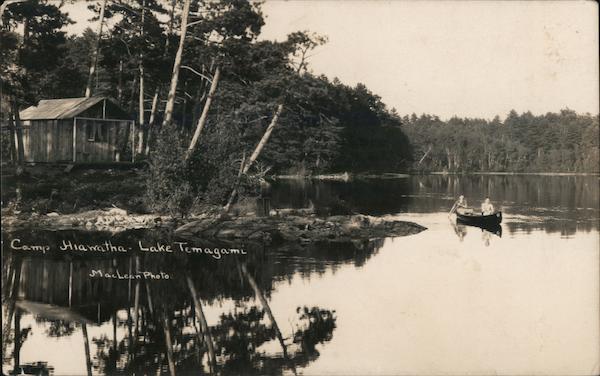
[108, 208, 127, 217]
[54, 217, 72, 226]
[217, 229, 237, 238]
[278, 208, 315, 216]
[46, 212, 60, 217]
[174, 213, 426, 244]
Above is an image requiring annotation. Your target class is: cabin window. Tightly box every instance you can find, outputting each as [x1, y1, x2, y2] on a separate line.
[86, 122, 95, 141]
[86, 122, 107, 142]
[95, 123, 107, 142]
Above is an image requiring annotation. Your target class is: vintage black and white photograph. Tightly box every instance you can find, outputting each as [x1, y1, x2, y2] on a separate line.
[1, 0, 599, 375]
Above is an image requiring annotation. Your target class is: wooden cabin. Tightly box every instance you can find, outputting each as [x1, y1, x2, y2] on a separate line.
[19, 97, 134, 163]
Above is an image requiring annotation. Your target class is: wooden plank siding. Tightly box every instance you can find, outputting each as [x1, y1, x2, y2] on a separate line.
[57, 120, 73, 161]
[22, 118, 131, 163]
[74, 118, 131, 162]
[22, 123, 31, 162]
[20, 98, 133, 164]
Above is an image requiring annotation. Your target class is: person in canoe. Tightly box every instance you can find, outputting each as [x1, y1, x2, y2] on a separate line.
[449, 195, 469, 214]
[481, 197, 495, 215]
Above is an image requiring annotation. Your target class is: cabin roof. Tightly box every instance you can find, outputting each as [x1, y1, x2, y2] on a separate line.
[19, 96, 123, 120]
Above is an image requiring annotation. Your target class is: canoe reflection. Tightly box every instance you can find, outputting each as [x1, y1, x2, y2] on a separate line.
[451, 219, 503, 244]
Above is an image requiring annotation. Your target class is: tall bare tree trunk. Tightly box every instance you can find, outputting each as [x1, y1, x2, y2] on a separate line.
[190, 60, 213, 126]
[85, 0, 107, 98]
[125, 258, 133, 361]
[137, 62, 145, 155]
[145, 281, 155, 317]
[240, 263, 291, 361]
[418, 145, 432, 165]
[162, 313, 176, 376]
[11, 101, 25, 166]
[184, 66, 221, 162]
[223, 104, 283, 213]
[182, 80, 188, 128]
[117, 59, 124, 105]
[133, 257, 141, 339]
[2, 257, 21, 357]
[162, 0, 191, 127]
[145, 88, 160, 156]
[8, 112, 17, 163]
[136, 0, 146, 155]
[145, 0, 176, 156]
[191, 82, 204, 127]
[186, 276, 217, 373]
[117, 76, 137, 160]
[222, 152, 245, 213]
[243, 104, 283, 174]
[82, 323, 93, 376]
[148, 89, 160, 129]
[112, 313, 117, 351]
[14, 309, 21, 369]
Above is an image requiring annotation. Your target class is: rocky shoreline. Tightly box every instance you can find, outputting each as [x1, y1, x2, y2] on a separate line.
[1, 207, 171, 232]
[174, 213, 426, 243]
[2, 207, 426, 244]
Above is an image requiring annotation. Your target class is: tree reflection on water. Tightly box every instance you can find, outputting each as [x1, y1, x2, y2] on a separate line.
[1, 229, 373, 375]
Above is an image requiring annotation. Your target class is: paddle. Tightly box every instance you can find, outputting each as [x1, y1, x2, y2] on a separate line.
[448, 200, 458, 216]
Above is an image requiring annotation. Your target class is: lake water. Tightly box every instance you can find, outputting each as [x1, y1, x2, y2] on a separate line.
[2, 175, 599, 375]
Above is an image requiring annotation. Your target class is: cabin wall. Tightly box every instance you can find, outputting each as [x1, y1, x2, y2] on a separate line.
[74, 118, 132, 163]
[23, 118, 131, 163]
[56, 119, 74, 161]
[22, 120, 74, 163]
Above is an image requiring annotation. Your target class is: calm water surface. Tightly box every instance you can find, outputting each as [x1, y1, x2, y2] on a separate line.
[2, 175, 599, 375]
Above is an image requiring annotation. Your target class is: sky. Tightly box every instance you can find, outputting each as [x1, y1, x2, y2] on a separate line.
[61, 0, 599, 120]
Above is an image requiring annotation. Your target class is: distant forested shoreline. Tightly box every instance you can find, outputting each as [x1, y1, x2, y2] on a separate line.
[400, 110, 599, 174]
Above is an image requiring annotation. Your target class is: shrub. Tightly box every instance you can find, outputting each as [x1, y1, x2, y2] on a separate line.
[144, 126, 199, 218]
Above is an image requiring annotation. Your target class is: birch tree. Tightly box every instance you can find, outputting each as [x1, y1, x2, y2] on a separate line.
[136, 0, 146, 155]
[223, 104, 284, 213]
[84, 0, 107, 98]
[145, 0, 176, 155]
[184, 66, 221, 161]
[161, 0, 191, 127]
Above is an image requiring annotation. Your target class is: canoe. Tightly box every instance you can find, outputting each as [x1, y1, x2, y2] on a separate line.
[456, 209, 502, 226]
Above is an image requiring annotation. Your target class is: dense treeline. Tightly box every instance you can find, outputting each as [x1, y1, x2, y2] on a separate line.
[1, 0, 597, 202]
[401, 110, 599, 173]
[0, 0, 410, 179]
